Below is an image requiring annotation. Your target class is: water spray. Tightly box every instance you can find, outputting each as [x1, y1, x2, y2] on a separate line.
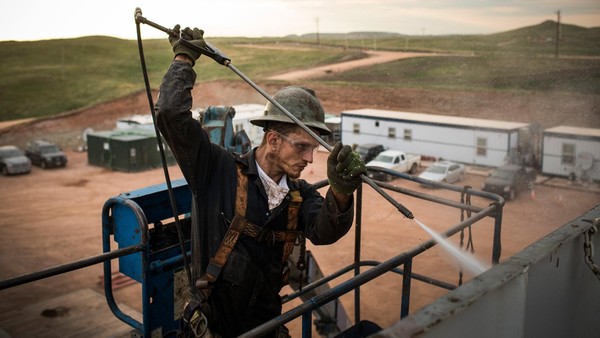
[413, 218, 489, 275]
[134, 7, 414, 219]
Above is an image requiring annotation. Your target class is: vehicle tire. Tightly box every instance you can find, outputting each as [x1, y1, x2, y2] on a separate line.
[41, 161, 47, 169]
[409, 163, 418, 174]
[1, 166, 8, 176]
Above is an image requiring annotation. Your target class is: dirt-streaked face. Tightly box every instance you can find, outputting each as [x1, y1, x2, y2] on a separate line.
[266, 129, 320, 179]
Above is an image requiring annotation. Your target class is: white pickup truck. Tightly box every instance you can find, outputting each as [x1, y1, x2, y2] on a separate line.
[365, 149, 421, 181]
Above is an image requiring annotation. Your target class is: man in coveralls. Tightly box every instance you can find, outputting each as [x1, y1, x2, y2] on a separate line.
[156, 26, 366, 337]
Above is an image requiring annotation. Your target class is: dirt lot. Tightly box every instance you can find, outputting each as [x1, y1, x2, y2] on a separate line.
[1, 53, 600, 336]
[0, 148, 599, 337]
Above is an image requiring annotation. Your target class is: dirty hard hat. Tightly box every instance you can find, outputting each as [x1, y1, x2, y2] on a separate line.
[250, 86, 331, 135]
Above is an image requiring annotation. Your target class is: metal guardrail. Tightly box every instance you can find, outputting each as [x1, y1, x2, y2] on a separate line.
[241, 169, 504, 337]
[0, 167, 504, 338]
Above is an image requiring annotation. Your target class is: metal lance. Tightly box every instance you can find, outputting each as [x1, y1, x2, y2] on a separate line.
[134, 8, 414, 219]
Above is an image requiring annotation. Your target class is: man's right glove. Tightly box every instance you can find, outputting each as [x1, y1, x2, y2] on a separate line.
[169, 24, 207, 66]
[327, 142, 366, 195]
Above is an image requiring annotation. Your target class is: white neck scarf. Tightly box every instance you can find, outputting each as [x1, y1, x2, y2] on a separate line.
[256, 161, 290, 211]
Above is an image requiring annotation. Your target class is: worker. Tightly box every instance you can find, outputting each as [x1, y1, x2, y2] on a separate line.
[156, 26, 366, 338]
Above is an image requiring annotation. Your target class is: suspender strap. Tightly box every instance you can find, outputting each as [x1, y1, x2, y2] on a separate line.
[235, 164, 248, 217]
[196, 164, 304, 295]
[196, 165, 248, 296]
[282, 190, 302, 264]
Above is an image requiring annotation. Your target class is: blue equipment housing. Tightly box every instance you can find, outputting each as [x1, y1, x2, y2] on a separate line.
[200, 105, 252, 154]
[101, 105, 248, 336]
[102, 179, 193, 337]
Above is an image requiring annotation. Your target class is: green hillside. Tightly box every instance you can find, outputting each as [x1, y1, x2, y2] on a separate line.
[289, 20, 600, 56]
[321, 55, 600, 94]
[0, 20, 598, 122]
[0, 36, 361, 121]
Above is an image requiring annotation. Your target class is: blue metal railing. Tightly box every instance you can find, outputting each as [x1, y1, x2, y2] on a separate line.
[0, 167, 504, 338]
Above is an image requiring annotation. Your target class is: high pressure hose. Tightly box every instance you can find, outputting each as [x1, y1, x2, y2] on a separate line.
[134, 11, 194, 290]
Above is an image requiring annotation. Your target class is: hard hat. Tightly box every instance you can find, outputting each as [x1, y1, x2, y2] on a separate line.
[250, 86, 331, 135]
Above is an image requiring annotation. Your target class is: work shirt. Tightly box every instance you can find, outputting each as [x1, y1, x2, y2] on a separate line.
[156, 60, 355, 337]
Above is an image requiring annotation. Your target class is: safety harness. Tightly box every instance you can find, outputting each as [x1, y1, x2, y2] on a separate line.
[196, 164, 304, 298]
[183, 164, 304, 337]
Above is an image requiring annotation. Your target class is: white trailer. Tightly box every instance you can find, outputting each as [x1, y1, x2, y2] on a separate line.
[542, 125, 600, 182]
[341, 109, 531, 167]
[231, 103, 266, 147]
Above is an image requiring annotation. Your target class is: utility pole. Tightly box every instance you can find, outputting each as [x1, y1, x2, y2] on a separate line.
[316, 17, 320, 46]
[555, 10, 561, 58]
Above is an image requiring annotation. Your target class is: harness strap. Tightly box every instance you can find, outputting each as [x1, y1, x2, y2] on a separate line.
[282, 190, 302, 264]
[242, 221, 300, 244]
[196, 164, 304, 296]
[196, 165, 248, 297]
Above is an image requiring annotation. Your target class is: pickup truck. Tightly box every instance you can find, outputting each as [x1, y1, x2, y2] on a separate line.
[354, 143, 386, 163]
[0, 145, 32, 175]
[482, 164, 537, 201]
[25, 139, 68, 169]
[366, 149, 421, 181]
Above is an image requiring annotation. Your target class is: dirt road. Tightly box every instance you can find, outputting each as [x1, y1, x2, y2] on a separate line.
[267, 51, 443, 81]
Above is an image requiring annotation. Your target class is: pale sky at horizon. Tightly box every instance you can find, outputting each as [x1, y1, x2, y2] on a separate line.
[1, 0, 599, 42]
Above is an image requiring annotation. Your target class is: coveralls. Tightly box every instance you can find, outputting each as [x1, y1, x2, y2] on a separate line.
[156, 60, 355, 337]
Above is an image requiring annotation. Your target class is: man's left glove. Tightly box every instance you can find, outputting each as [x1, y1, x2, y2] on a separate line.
[327, 142, 366, 195]
[169, 24, 207, 66]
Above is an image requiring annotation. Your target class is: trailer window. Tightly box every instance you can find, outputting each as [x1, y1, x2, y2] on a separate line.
[388, 127, 396, 139]
[476, 137, 487, 156]
[561, 143, 575, 165]
[404, 128, 412, 141]
[353, 123, 360, 134]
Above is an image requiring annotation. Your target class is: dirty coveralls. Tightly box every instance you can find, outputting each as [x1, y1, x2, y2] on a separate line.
[156, 60, 355, 337]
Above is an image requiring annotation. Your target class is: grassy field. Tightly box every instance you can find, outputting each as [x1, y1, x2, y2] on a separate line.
[0, 36, 361, 121]
[0, 20, 598, 122]
[320, 55, 600, 94]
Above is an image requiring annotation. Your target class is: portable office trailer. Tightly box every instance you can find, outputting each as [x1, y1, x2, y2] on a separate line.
[542, 125, 600, 181]
[229, 104, 265, 147]
[87, 128, 175, 172]
[341, 109, 532, 167]
[323, 114, 342, 145]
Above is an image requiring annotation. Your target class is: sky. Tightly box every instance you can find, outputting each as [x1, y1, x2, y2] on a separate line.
[1, 0, 599, 41]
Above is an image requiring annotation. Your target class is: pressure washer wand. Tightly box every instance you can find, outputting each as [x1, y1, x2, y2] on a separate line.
[231, 65, 414, 219]
[134, 8, 413, 219]
[226, 65, 414, 219]
[134, 8, 230, 65]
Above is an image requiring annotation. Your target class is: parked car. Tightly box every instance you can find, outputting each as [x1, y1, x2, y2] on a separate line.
[482, 164, 537, 201]
[419, 160, 466, 185]
[0, 145, 32, 175]
[366, 149, 421, 181]
[25, 139, 68, 169]
[354, 143, 386, 163]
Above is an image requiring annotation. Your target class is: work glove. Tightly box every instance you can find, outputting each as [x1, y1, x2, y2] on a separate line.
[327, 142, 366, 195]
[169, 24, 207, 66]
